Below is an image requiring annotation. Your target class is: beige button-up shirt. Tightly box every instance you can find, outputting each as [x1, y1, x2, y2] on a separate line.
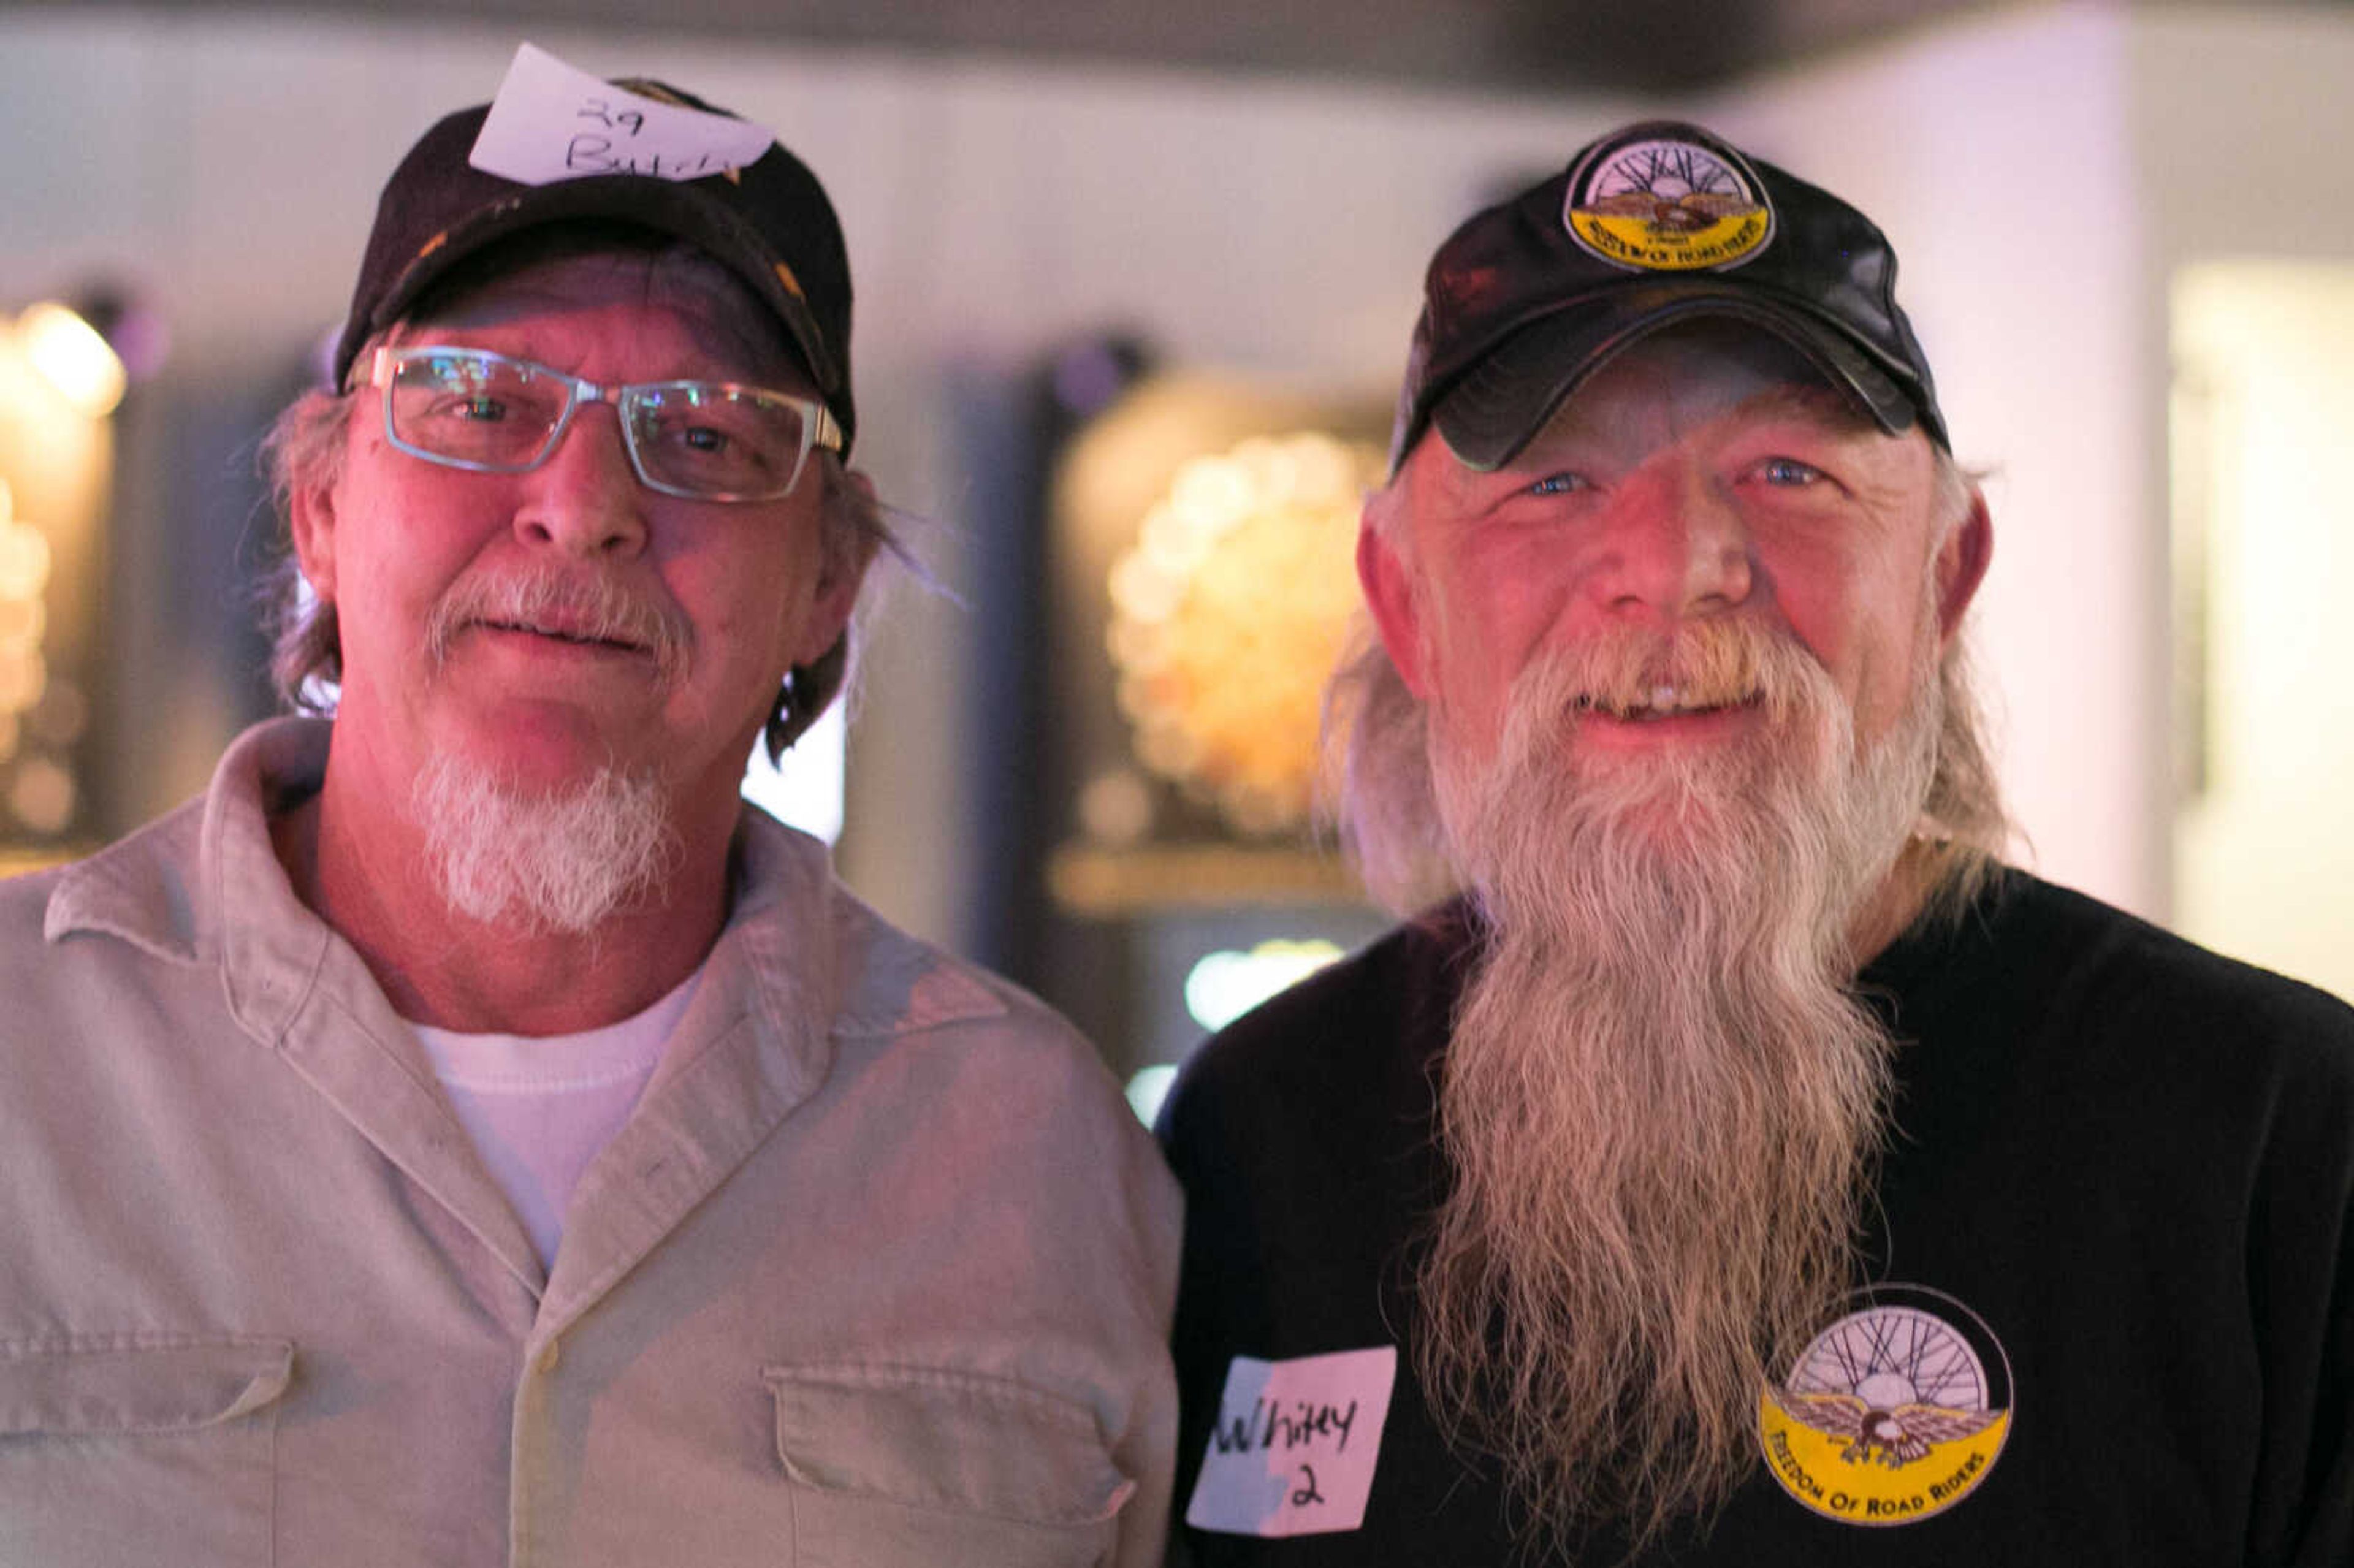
[0, 718, 1181, 1566]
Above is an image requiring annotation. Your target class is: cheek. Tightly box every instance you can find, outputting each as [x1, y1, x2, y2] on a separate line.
[1439, 563, 1570, 690]
[669, 543, 807, 682]
[343, 463, 501, 590]
[1806, 578, 1930, 734]
[1415, 603, 1520, 750]
[1757, 535, 1881, 663]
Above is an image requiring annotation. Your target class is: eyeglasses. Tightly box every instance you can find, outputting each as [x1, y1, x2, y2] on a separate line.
[368, 344, 843, 503]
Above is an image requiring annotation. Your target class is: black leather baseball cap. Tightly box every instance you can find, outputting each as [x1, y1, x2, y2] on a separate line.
[332, 77, 857, 454]
[1391, 120, 1946, 474]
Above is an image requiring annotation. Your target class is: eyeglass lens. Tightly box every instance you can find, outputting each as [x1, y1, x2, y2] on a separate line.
[385, 350, 814, 500]
[626, 383, 810, 498]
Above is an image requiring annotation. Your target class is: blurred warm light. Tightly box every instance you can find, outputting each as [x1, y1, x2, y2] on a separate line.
[8, 754, 75, 836]
[0, 645, 45, 713]
[0, 481, 51, 730]
[0, 305, 114, 849]
[1107, 431, 1382, 838]
[0, 592, 42, 644]
[16, 302, 128, 419]
[0, 519, 51, 602]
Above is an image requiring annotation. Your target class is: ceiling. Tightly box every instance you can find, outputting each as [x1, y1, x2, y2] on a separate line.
[44, 0, 2013, 91]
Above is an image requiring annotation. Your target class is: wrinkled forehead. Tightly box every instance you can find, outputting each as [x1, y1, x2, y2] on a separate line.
[395, 226, 810, 388]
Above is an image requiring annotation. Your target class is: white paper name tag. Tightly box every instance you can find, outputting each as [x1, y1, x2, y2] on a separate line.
[468, 43, 776, 186]
[1185, 1346, 1397, 1537]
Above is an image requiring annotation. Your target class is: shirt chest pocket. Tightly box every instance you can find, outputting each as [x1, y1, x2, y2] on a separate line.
[0, 1336, 294, 1567]
[765, 1363, 1135, 1568]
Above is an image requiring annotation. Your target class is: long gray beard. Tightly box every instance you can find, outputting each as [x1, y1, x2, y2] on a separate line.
[1417, 614, 1941, 1555]
[411, 753, 683, 936]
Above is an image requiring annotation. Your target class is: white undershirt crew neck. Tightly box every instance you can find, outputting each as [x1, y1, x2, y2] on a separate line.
[413, 969, 702, 1269]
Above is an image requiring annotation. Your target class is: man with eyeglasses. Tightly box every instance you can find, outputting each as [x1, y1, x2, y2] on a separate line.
[0, 57, 1178, 1566]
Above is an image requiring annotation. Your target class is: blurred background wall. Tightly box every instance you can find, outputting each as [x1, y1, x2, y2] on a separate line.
[2, 0, 2347, 1094]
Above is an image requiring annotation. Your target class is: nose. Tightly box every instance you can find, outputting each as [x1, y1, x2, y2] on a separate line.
[1590, 464, 1753, 622]
[513, 403, 649, 560]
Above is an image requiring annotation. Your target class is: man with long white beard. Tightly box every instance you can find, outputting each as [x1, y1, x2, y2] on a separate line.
[0, 52, 1178, 1566]
[1157, 120, 2354, 1566]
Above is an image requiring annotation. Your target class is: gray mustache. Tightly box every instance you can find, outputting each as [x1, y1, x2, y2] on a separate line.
[426, 571, 690, 687]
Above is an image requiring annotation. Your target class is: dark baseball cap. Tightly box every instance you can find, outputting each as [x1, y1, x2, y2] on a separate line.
[1391, 120, 1945, 474]
[332, 75, 856, 452]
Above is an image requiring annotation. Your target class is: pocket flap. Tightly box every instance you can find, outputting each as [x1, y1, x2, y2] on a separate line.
[0, 1338, 295, 1437]
[766, 1363, 1135, 1528]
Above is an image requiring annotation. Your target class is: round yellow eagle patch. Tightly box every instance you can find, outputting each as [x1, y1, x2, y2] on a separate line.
[1563, 127, 1774, 274]
[1757, 1284, 2012, 1526]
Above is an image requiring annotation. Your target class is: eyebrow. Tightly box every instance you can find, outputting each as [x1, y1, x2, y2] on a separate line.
[1735, 381, 1882, 434]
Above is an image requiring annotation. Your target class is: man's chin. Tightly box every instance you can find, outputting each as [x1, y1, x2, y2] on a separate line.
[1581, 791, 1726, 857]
[1561, 737, 1785, 843]
[435, 701, 649, 798]
[411, 752, 682, 935]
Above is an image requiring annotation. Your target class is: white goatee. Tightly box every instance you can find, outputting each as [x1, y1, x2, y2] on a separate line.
[411, 753, 683, 936]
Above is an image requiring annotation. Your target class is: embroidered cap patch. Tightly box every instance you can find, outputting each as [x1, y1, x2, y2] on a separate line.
[1563, 125, 1775, 274]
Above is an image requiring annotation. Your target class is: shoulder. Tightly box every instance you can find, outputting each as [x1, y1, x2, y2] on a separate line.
[731, 808, 1099, 1065]
[1978, 870, 2354, 1052]
[0, 855, 65, 936]
[2, 799, 209, 970]
[0, 859, 78, 1019]
[14, 718, 324, 970]
[731, 810, 1145, 1133]
[828, 890, 1184, 1309]
[1157, 901, 1473, 1169]
[1182, 900, 1471, 1078]
[823, 878, 1176, 1181]
[828, 882, 1092, 1060]
[1910, 870, 2354, 1166]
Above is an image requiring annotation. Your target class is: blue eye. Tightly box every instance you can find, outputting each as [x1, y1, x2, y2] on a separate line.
[1758, 457, 1823, 485]
[1528, 471, 1588, 497]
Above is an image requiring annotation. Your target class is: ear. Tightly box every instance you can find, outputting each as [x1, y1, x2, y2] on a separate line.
[1931, 483, 1993, 646]
[788, 470, 877, 668]
[1357, 514, 1433, 700]
[791, 560, 867, 669]
[288, 471, 339, 609]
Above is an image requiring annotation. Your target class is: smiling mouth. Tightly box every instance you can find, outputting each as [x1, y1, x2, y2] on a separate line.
[1573, 685, 1766, 721]
[478, 617, 649, 655]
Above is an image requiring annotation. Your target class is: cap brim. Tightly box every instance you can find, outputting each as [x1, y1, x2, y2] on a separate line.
[1430, 285, 1933, 472]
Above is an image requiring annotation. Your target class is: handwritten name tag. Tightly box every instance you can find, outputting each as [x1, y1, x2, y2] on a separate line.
[1186, 1346, 1397, 1537]
[469, 43, 777, 186]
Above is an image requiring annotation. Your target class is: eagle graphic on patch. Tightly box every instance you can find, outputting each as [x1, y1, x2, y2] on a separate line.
[1580, 186, 1760, 233]
[1772, 1385, 2005, 1469]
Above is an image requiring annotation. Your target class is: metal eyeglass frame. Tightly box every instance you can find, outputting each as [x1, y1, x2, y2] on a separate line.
[368, 343, 844, 503]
